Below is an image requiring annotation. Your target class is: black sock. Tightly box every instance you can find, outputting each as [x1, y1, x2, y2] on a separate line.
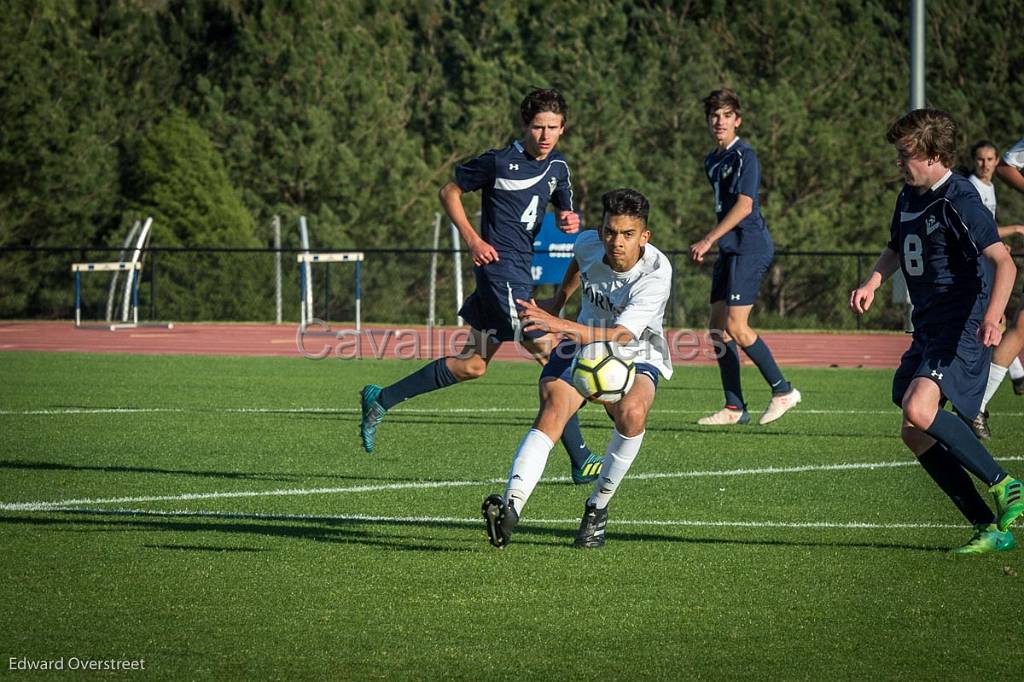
[742, 337, 791, 395]
[561, 413, 592, 468]
[716, 340, 744, 408]
[379, 358, 458, 410]
[917, 443, 996, 526]
[924, 409, 1006, 486]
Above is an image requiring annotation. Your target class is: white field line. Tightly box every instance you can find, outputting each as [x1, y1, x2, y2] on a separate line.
[30, 506, 968, 531]
[3, 405, 1024, 417]
[3, 457, 1023, 512]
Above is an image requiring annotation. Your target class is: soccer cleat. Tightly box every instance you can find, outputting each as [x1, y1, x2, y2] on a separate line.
[571, 453, 604, 485]
[759, 388, 802, 425]
[1014, 376, 1024, 396]
[697, 407, 751, 426]
[359, 384, 387, 454]
[971, 410, 991, 440]
[573, 502, 609, 549]
[481, 494, 519, 548]
[950, 523, 1016, 554]
[989, 476, 1024, 532]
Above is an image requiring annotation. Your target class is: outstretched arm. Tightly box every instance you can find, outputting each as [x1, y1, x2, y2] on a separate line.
[849, 247, 900, 315]
[552, 259, 581, 308]
[517, 297, 635, 346]
[997, 224, 1024, 240]
[996, 162, 1024, 195]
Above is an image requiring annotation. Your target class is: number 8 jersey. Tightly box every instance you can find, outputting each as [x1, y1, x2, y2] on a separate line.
[887, 171, 1000, 329]
[455, 140, 574, 282]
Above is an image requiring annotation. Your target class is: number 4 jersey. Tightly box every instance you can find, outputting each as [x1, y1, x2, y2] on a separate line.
[887, 171, 1000, 329]
[454, 140, 573, 282]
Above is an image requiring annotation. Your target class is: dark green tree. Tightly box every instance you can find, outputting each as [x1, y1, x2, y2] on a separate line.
[126, 108, 262, 320]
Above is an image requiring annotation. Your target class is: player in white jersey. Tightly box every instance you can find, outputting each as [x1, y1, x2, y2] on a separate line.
[973, 136, 1024, 437]
[481, 188, 672, 549]
[997, 136, 1024, 194]
[968, 141, 998, 217]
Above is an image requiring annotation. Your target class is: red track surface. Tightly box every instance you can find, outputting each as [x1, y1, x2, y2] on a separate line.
[0, 321, 912, 368]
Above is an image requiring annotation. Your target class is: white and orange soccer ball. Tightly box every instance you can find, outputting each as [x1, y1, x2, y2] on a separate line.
[570, 341, 636, 404]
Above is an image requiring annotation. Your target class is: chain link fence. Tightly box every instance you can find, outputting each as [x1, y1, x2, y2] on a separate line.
[4, 245, 1014, 331]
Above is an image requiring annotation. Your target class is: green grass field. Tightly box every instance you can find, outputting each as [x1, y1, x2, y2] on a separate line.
[2, 351, 1023, 680]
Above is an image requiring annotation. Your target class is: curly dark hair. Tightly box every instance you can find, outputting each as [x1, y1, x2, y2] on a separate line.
[520, 89, 567, 126]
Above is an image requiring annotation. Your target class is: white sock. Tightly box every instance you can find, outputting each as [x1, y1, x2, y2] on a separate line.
[588, 429, 645, 510]
[981, 363, 1008, 412]
[504, 429, 554, 513]
[1009, 357, 1024, 380]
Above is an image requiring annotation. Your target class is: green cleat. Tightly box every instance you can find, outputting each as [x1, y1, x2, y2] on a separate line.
[989, 476, 1024, 532]
[950, 524, 1016, 554]
[359, 384, 387, 454]
[571, 453, 604, 485]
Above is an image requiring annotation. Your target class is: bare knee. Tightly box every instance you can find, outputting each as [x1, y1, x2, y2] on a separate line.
[449, 355, 487, 381]
[901, 400, 936, 432]
[614, 403, 648, 436]
[725, 321, 756, 347]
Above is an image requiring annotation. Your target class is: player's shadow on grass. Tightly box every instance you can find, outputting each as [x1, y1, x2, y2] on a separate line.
[323, 413, 885, 441]
[0, 459, 430, 485]
[665, 424, 887, 439]
[599, 528, 952, 554]
[0, 512, 475, 554]
[471, 525, 952, 553]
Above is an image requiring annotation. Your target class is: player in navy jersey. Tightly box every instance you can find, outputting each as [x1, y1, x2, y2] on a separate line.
[851, 109, 1023, 554]
[689, 89, 800, 426]
[359, 89, 600, 483]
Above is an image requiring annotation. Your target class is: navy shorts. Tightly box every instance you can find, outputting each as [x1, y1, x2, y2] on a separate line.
[891, 321, 991, 418]
[541, 341, 661, 389]
[710, 250, 773, 306]
[458, 268, 545, 343]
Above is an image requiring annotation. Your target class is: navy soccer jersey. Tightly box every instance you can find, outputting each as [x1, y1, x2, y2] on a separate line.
[886, 171, 1000, 330]
[454, 140, 573, 281]
[704, 138, 772, 255]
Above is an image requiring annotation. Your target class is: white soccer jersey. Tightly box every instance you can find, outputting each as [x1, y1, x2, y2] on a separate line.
[968, 174, 997, 218]
[573, 229, 674, 379]
[1004, 137, 1024, 170]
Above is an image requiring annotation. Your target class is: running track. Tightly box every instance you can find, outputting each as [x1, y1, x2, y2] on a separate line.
[0, 321, 912, 368]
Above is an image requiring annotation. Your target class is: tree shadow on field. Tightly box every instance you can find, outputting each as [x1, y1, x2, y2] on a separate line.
[0, 511, 476, 554]
[0, 510, 953, 554]
[0, 459, 432, 485]
[143, 543, 271, 553]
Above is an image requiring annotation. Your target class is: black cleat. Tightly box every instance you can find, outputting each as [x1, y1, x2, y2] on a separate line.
[1013, 376, 1024, 396]
[971, 410, 991, 440]
[573, 502, 609, 549]
[481, 494, 518, 548]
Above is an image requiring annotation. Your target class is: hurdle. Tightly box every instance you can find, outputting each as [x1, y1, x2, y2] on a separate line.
[72, 262, 173, 330]
[298, 252, 363, 331]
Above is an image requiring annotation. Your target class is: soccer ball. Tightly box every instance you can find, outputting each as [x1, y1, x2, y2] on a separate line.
[570, 341, 636, 404]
